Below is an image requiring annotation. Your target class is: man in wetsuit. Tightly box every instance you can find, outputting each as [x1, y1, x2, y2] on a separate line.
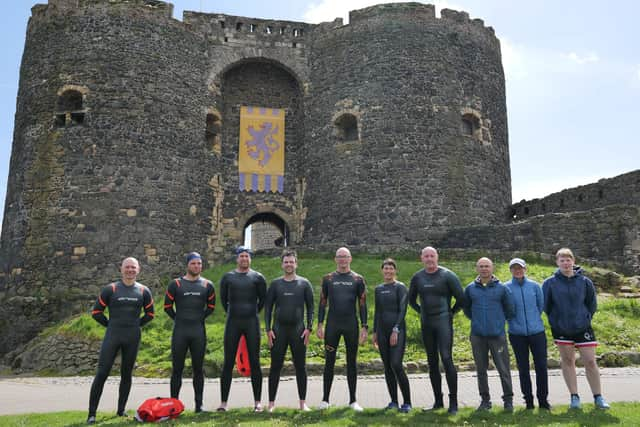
[265, 250, 314, 412]
[408, 246, 465, 414]
[316, 247, 368, 411]
[164, 252, 215, 413]
[218, 246, 267, 412]
[87, 257, 155, 425]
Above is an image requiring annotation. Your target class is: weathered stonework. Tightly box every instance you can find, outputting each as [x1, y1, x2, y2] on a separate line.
[0, 0, 637, 356]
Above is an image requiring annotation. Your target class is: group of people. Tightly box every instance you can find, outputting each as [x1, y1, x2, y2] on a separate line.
[86, 245, 610, 424]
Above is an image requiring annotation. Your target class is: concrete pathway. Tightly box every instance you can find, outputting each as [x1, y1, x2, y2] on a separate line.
[1, 368, 639, 415]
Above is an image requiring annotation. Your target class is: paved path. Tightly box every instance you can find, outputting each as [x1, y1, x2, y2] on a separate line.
[1, 368, 639, 415]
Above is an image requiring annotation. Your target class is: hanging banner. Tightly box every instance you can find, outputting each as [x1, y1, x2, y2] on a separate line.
[238, 106, 285, 192]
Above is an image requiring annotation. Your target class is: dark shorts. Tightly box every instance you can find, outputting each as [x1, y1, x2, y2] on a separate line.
[552, 327, 597, 348]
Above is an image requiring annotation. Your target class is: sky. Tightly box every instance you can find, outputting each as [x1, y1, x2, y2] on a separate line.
[1, 1, 638, 233]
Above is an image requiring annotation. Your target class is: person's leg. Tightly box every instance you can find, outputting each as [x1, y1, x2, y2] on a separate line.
[245, 316, 263, 404]
[578, 345, 602, 395]
[529, 332, 549, 405]
[437, 316, 457, 407]
[509, 334, 533, 406]
[378, 330, 398, 404]
[343, 320, 360, 405]
[117, 328, 141, 415]
[289, 325, 309, 405]
[470, 335, 491, 405]
[219, 318, 242, 406]
[488, 335, 513, 407]
[190, 325, 207, 412]
[170, 328, 188, 399]
[421, 321, 443, 407]
[88, 329, 119, 417]
[390, 329, 411, 406]
[557, 343, 578, 394]
[268, 324, 288, 404]
[321, 320, 340, 403]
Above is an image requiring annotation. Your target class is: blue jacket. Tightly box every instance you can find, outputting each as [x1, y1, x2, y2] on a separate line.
[542, 267, 596, 335]
[464, 276, 515, 337]
[505, 276, 545, 336]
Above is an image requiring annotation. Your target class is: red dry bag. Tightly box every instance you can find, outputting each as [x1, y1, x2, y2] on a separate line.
[235, 334, 251, 377]
[135, 397, 184, 422]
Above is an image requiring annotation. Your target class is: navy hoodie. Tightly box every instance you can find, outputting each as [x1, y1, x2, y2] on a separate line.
[542, 266, 596, 335]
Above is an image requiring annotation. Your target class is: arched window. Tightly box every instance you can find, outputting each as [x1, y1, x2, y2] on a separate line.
[55, 89, 86, 127]
[334, 113, 358, 142]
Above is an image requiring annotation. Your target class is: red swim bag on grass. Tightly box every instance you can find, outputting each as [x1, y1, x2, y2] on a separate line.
[135, 397, 184, 422]
[235, 334, 251, 377]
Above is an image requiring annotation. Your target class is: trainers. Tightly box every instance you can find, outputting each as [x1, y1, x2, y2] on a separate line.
[318, 401, 330, 410]
[399, 403, 412, 413]
[539, 400, 552, 411]
[254, 403, 264, 413]
[422, 401, 444, 412]
[349, 402, 364, 412]
[504, 401, 514, 412]
[570, 395, 581, 409]
[448, 397, 458, 415]
[594, 395, 610, 410]
[300, 404, 311, 411]
[384, 402, 399, 410]
[86, 416, 96, 425]
[476, 400, 492, 411]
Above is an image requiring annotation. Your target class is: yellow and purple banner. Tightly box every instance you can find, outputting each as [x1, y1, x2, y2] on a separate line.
[238, 106, 285, 193]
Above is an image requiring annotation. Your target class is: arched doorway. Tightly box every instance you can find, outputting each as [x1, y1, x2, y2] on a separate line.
[243, 212, 289, 251]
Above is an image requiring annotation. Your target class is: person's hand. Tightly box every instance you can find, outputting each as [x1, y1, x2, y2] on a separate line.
[359, 327, 368, 345]
[390, 330, 398, 347]
[267, 330, 276, 348]
[372, 332, 378, 350]
[301, 328, 311, 346]
[316, 324, 324, 339]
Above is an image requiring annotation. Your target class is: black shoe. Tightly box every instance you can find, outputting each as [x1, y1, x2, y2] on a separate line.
[477, 400, 492, 411]
[448, 397, 458, 415]
[504, 401, 514, 412]
[86, 416, 96, 425]
[539, 400, 552, 411]
[525, 399, 535, 410]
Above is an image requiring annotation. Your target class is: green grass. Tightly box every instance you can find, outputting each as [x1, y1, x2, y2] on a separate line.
[1, 403, 638, 426]
[40, 253, 640, 376]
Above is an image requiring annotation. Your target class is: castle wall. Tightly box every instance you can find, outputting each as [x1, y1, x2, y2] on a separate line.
[303, 3, 510, 245]
[438, 205, 640, 275]
[511, 169, 640, 220]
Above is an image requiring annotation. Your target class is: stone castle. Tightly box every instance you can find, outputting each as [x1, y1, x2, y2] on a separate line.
[0, 0, 638, 355]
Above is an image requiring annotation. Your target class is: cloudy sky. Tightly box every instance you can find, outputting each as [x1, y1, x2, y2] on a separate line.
[1, 0, 638, 230]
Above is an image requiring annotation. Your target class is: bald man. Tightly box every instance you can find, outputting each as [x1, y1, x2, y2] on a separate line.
[88, 257, 155, 424]
[463, 257, 515, 412]
[408, 246, 465, 414]
[316, 247, 368, 411]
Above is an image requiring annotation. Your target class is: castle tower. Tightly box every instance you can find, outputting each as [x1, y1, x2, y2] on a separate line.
[303, 4, 510, 245]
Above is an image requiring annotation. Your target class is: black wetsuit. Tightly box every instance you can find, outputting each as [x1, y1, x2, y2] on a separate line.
[374, 281, 411, 405]
[265, 275, 314, 401]
[219, 269, 267, 402]
[164, 277, 215, 411]
[89, 281, 154, 417]
[318, 271, 367, 404]
[409, 267, 465, 403]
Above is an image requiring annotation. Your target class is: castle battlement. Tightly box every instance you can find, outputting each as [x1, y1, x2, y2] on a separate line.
[32, 0, 174, 20]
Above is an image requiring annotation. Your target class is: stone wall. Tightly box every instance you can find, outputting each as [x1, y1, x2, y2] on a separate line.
[511, 170, 640, 220]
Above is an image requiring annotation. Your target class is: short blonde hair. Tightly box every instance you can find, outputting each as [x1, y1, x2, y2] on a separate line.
[555, 248, 575, 260]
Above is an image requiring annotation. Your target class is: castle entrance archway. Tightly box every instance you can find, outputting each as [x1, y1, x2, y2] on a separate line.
[243, 212, 289, 251]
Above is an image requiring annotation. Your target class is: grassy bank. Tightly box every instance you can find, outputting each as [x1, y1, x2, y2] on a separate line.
[44, 253, 640, 376]
[1, 402, 638, 426]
